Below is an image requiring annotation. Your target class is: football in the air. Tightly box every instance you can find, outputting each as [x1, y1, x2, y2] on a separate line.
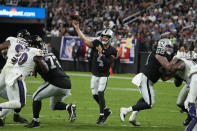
[70, 11, 80, 21]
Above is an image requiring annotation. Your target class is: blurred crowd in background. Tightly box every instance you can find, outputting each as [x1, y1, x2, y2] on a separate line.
[1, 0, 197, 56]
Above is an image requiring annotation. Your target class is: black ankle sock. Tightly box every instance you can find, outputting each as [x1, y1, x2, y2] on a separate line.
[54, 102, 68, 110]
[33, 101, 41, 118]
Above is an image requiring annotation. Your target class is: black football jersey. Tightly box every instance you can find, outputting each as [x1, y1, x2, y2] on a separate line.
[91, 39, 117, 77]
[36, 53, 71, 89]
[143, 50, 172, 83]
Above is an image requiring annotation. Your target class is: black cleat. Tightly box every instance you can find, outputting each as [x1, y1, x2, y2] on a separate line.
[0, 118, 5, 128]
[104, 108, 112, 122]
[67, 104, 76, 122]
[13, 114, 28, 123]
[24, 120, 40, 128]
[184, 114, 192, 126]
[96, 115, 105, 125]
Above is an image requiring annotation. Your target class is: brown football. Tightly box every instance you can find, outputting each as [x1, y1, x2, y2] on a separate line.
[70, 11, 80, 21]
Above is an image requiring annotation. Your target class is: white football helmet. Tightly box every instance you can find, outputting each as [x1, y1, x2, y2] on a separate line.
[100, 29, 114, 45]
[156, 38, 174, 55]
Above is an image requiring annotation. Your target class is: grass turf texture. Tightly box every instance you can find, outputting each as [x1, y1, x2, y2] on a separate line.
[0, 72, 186, 131]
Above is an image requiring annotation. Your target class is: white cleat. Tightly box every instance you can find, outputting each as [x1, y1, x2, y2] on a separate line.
[129, 111, 140, 126]
[129, 119, 141, 126]
[120, 108, 128, 122]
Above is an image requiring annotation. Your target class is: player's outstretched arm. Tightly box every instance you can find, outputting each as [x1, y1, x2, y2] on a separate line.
[155, 55, 185, 72]
[0, 41, 10, 51]
[72, 20, 93, 48]
[33, 56, 49, 73]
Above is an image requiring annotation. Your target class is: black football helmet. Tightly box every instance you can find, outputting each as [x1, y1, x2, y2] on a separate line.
[28, 35, 43, 49]
[17, 29, 30, 41]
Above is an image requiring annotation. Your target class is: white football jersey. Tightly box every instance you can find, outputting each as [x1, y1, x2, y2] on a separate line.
[175, 51, 197, 60]
[5, 47, 43, 86]
[185, 51, 197, 60]
[1, 37, 28, 74]
[175, 58, 196, 84]
[14, 47, 44, 77]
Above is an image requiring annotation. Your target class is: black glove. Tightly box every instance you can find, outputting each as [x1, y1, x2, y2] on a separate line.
[11, 57, 18, 64]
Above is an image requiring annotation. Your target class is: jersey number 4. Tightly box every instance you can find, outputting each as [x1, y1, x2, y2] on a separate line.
[97, 57, 104, 67]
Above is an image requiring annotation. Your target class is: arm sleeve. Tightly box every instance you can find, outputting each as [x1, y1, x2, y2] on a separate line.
[5, 37, 14, 42]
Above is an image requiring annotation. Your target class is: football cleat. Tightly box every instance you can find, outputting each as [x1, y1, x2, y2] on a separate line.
[129, 119, 141, 126]
[96, 115, 105, 125]
[120, 108, 128, 122]
[186, 117, 197, 131]
[67, 104, 76, 122]
[0, 118, 5, 128]
[184, 114, 192, 126]
[129, 111, 140, 126]
[24, 120, 40, 128]
[13, 114, 28, 123]
[103, 108, 112, 122]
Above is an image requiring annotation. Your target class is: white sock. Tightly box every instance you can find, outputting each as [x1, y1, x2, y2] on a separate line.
[33, 118, 39, 122]
[129, 111, 138, 121]
[66, 105, 69, 110]
[0, 101, 21, 109]
[0, 109, 12, 119]
[127, 106, 133, 112]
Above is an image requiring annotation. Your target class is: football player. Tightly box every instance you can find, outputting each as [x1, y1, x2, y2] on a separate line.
[72, 20, 117, 125]
[120, 36, 177, 126]
[0, 29, 31, 126]
[158, 56, 197, 131]
[184, 64, 197, 131]
[174, 50, 197, 126]
[25, 35, 76, 128]
[0, 34, 48, 128]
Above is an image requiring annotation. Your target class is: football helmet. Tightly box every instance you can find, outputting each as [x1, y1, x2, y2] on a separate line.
[156, 38, 174, 56]
[100, 29, 114, 45]
[17, 29, 30, 42]
[28, 35, 43, 48]
[28, 35, 48, 54]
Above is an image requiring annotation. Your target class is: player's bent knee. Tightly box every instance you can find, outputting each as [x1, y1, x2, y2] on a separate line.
[91, 89, 98, 95]
[33, 95, 42, 101]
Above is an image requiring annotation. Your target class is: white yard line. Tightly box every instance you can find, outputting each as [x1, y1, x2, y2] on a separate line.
[26, 73, 174, 83]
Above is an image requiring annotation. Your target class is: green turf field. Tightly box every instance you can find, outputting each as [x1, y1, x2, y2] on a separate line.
[0, 72, 186, 131]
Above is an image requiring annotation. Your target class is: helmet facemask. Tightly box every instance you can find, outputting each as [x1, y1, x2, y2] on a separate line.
[101, 35, 111, 45]
[100, 29, 114, 45]
[166, 44, 174, 55]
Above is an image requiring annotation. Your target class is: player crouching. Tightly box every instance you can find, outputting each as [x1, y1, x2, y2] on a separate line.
[24, 35, 76, 128]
